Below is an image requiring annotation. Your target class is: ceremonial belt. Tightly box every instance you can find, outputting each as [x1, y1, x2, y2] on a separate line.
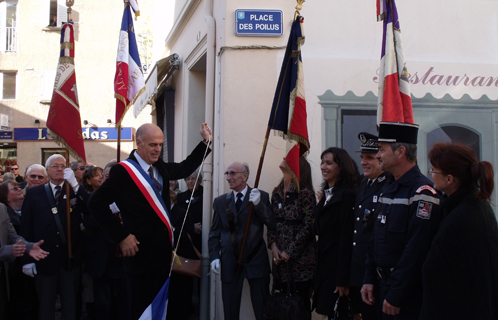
[119, 160, 173, 244]
[44, 184, 67, 246]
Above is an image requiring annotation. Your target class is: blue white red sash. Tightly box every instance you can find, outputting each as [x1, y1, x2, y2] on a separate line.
[119, 159, 173, 244]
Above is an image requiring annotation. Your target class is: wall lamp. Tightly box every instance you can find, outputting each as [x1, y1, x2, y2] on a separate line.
[34, 119, 40, 124]
[83, 120, 88, 125]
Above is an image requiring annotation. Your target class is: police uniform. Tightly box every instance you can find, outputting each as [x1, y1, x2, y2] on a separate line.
[363, 122, 441, 320]
[349, 132, 390, 320]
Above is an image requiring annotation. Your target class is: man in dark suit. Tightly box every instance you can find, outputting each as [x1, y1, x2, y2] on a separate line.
[88, 122, 212, 320]
[20, 154, 89, 320]
[349, 132, 391, 320]
[208, 162, 275, 320]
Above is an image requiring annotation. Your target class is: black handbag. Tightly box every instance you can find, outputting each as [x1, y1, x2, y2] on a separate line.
[263, 261, 311, 320]
[332, 296, 354, 320]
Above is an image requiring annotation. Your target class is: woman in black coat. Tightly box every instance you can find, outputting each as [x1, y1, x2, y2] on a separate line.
[421, 143, 498, 320]
[313, 147, 358, 319]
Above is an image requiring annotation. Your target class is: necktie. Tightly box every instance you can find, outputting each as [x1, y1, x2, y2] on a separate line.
[148, 166, 162, 192]
[367, 179, 373, 187]
[54, 185, 61, 206]
[236, 193, 243, 212]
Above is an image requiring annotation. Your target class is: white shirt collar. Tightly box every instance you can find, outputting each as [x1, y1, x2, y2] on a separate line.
[134, 151, 153, 173]
[232, 185, 248, 200]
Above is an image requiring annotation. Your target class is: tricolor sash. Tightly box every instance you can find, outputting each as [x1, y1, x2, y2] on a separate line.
[119, 159, 173, 244]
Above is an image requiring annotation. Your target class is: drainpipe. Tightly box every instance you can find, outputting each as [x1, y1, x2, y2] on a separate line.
[201, 0, 215, 318]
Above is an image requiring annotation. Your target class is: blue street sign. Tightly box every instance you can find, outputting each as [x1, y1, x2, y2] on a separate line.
[235, 9, 283, 36]
[14, 127, 134, 141]
[0, 131, 12, 139]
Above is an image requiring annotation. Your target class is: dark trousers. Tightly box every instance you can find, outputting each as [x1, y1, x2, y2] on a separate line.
[93, 275, 128, 320]
[35, 266, 81, 320]
[166, 273, 193, 320]
[127, 270, 168, 320]
[221, 272, 270, 320]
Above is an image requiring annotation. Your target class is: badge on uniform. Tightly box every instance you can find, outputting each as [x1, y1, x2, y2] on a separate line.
[417, 201, 432, 219]
[278, 203, 282, 209]
[381, 215, 386, 224]
[373, 196, 378, 203]
[51, 207, 58, 214]
[70, 198, 77, 206]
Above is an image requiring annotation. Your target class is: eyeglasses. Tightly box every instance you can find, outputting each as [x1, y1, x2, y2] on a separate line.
[76, 166, 86, 171]
[10, 167, 19, 171]
[28, 174, 45, 180]
[9, 186, 21, 192]
[428, 167, 443, 175]
[49, 164, 66, 170]
[224, 171, 244, 177]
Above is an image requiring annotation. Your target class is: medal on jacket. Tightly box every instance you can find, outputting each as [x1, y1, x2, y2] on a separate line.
[52, 207, 58, 214]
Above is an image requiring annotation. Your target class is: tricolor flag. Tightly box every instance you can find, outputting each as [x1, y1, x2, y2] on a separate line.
[47, 23, 86, 163]
[268, 15, 309, 188]
[376, 0, 414, 125]
[114, 2, 145, 128]
[138, 278, 170, 320]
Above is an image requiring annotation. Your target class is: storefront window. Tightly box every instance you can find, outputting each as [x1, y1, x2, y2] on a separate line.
[41, 148, 68, 167]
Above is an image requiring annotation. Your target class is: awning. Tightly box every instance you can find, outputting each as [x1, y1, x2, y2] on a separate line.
[133, 53, 180, 117]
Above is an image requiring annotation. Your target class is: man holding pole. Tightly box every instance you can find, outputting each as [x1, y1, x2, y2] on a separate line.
[208, 162, 275, 320]
[21, 154, 89, 320]
[89, 122, 212, 319]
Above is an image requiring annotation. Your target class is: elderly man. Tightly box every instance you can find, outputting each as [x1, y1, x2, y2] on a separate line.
[349, 132, 391, 320]
[361, 122, 441, 320]
[20, 154, 89, 320]
[208, 162, 275, 320]
[24, 164, 48, 190]
[89, 122, 212, 319]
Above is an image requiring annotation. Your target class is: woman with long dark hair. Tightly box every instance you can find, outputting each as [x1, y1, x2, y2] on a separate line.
[421, 142, 498, 319]
[267, 155, 316, 315]
[312, 147, 358, 319]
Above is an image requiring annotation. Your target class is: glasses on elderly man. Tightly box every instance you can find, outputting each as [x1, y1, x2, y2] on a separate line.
[28, 174, 45, 180]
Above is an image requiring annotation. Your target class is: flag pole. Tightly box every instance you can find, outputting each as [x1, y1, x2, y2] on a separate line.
[65, 0, 74, 266]
[236, 3, 305, 272]
[117, 126, 121, 162]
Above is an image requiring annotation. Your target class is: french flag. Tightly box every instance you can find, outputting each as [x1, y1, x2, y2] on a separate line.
[268, 16, 309, 188]
[138, 278, 170, 320]
[114, 2, 145, 127]
[376, 0, 414, 125]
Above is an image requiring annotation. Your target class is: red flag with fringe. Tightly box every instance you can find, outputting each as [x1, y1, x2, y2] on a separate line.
[46, 23, 86, 163]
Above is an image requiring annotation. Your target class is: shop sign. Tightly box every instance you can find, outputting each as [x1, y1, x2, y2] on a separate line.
[235, 9, 283, 36]
[14, 127, 134, 141]
[0, 131, 12, 139]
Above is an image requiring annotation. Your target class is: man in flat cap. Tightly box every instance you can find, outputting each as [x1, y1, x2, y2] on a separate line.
[349, 132, 391, 320]
[361, 122, 441, 320]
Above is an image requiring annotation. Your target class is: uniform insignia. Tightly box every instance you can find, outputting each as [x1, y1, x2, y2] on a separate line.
[63, 194, 67, 199]
[373, 195, 378, 203]
[52, 207, 58, 214]
[186, 199, 189, 203]
[381, 215, 386, 224]
[70, 198, 77, 206]
[359, 134, 367, 143]
[417, 201, 432, 219]
[416, 185, 437, 195]
[378, 176, 386, 183]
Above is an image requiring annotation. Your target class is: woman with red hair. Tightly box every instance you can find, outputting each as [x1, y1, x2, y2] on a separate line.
[422, 142, 498, 319]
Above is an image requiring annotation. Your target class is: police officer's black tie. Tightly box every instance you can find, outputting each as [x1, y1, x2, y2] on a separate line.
[54, 185, 61, 205]
[148, 166, 162, 192]
[236, 192, 243, 212]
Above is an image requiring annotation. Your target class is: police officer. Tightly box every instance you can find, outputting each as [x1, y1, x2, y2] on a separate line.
[361, 122, 441, 320]
[349, 132, 391, 320]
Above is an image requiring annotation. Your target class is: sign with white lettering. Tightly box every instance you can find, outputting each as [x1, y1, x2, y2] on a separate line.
[0, 131, 12, 139]
[14, 127, 134, 141]
[235, 9, 283, 36]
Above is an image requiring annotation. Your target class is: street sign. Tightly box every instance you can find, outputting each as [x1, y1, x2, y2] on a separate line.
[235, 9, 283, 36]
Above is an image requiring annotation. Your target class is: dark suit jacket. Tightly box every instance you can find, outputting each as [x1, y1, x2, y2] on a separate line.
[20, 183, 89, 274]
[208, 187, 275, 283]
[349, 172, 391, 287]
[313, 185, 356, 316]
[88, 142, 210, 275]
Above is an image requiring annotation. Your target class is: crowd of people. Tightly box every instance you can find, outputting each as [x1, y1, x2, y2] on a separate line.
[1, 120, 498, 320]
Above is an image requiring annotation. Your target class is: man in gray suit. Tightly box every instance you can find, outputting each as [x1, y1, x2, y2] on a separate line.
[209, 162, 275, 320]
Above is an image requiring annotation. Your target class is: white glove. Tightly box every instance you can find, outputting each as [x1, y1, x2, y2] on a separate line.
[211, 259, 220, 275]
[64, 168, 79, 189]
[22, 263, 37, 278]
[249, 188, 261, 206]
[109, 202, 120, 214]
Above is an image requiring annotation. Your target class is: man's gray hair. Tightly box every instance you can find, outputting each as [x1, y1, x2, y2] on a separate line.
[26, 164, 47, 177]
[391, 142, 417, 163]
[2, 172, 15, 182]
[45, 154, 66, 168]
[242, 162, 250, 177]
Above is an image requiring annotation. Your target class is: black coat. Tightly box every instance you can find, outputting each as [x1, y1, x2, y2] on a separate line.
[88, 142, 209, 275]
[349, 172, 391, 287]
[20, 183, 89, 274]
[313, 185, 356, 316]
[420, 185, 498, 320]
[177, 186, 203, 251]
